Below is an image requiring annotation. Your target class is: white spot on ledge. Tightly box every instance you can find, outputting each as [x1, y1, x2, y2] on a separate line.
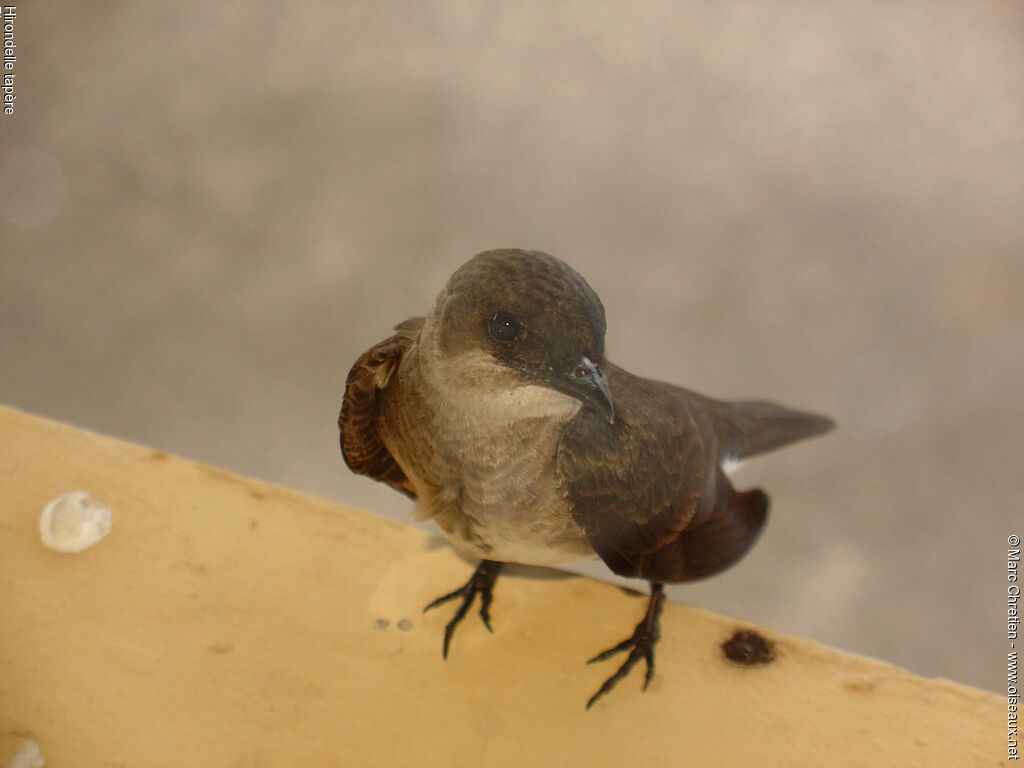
[8, 738, 44, 768]
[38, 490, 112, 553]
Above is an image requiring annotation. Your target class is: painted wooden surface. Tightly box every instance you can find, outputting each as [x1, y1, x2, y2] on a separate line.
[0, 404, 1004, 766]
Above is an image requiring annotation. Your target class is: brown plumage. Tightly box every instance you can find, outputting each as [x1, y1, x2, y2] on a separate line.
[340, 318, 422, 500]
[338, 249, 833, 707]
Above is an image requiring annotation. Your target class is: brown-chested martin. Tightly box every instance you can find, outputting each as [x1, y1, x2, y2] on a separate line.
[339, 249, 834, 708]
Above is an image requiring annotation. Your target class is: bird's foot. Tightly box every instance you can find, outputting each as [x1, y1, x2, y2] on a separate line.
[585, 583, 666, 709]
[423, 559, 503, 658]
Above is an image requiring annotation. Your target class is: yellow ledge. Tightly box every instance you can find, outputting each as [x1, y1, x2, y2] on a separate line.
[0, 404, 1004, 766]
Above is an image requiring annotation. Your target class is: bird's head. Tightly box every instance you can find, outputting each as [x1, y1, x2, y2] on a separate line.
[429, 249, 615, 424]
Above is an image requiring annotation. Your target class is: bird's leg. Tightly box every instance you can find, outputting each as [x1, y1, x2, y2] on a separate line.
[585, 582, 666, 709]
[423, 559, 503, 658]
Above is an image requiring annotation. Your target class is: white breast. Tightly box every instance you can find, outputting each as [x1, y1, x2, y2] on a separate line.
[400, 348, 594, 565]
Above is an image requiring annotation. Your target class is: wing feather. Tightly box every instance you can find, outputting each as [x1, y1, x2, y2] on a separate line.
[557, 366, 770, 583]
[338, 318, 423, 499]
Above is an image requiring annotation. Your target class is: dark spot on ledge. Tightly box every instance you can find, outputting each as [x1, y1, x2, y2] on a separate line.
[397, 619, 413, 631]
[374, 618, 390, 630]
[722, 629, 775, 666]
[207, 643, 234, 654]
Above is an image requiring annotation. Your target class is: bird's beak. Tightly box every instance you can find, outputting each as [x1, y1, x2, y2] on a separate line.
[497, 352, 616, 424]
[563, 356, 615, 424]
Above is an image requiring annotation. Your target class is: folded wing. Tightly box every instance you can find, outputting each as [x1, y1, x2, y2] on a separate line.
[339, 318, 424, 499]
[557, 367, 831, 583]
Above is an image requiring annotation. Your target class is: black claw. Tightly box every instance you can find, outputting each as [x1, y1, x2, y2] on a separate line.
[423, 560, 502, 658]
[586, 649, 644, 709]
[479, 584, 495, 632]
[586, 637, 634, 664]
[424, 588, 465, 614]
[642, 644, 656, 690]
[586, 583, 666, 709]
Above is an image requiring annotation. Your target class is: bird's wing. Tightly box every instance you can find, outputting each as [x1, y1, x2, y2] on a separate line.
[338, 318, 424, 499]
[556, 366, 769, 584]
[711, 399, 835, 462]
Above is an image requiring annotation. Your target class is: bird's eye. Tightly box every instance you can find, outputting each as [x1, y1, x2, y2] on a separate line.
[487, 311, 524, 344]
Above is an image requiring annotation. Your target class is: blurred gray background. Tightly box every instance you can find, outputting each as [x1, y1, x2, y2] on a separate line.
[2, 1, 1022, 693]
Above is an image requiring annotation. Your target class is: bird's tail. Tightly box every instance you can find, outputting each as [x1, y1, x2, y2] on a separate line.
[719, 400, 835, 461]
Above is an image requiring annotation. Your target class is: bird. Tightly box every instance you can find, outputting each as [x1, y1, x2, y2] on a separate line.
[339, 248, 834, 708]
